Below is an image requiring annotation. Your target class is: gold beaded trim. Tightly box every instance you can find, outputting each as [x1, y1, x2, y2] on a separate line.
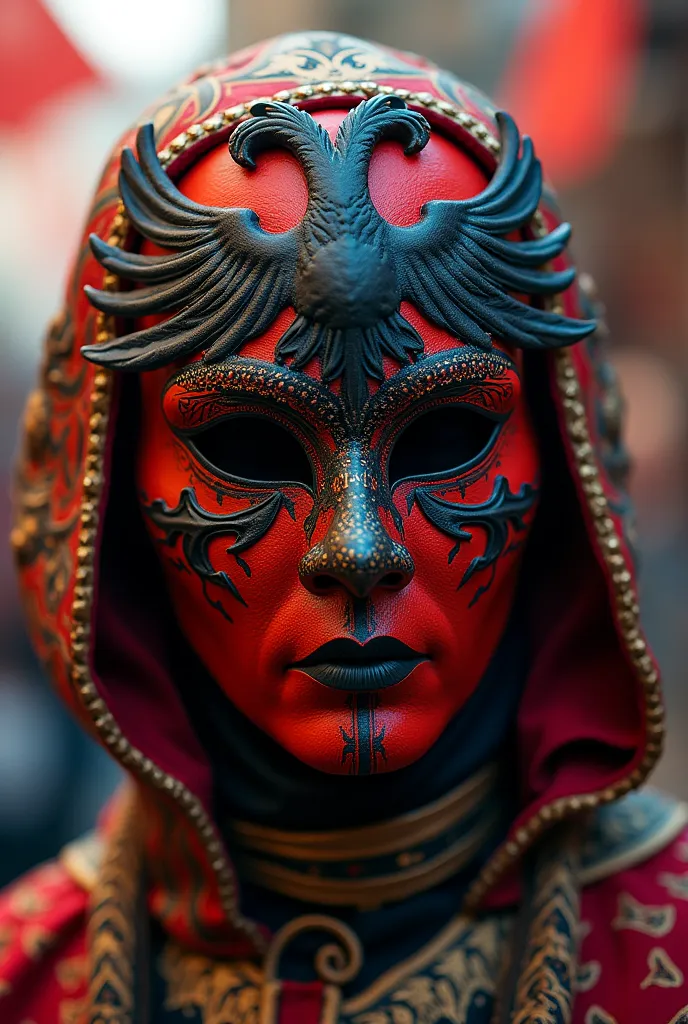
[86, 785, 140, 1021]
[508, 825, 581, 1024]
[464, 342, 664, 911]
[72, 80, 662, 946]
[456, 177, 660, 908]
[154, 79, 502, 164]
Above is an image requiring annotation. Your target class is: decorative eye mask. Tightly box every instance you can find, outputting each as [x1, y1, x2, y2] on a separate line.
[147, 344, 532, 617]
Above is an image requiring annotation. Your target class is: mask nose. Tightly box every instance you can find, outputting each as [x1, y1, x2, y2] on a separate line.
[298, 450, 414, 599]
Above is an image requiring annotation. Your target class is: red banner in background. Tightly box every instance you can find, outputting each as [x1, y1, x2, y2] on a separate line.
[0, 0, 99, 128]
[498, 0, 646, 189]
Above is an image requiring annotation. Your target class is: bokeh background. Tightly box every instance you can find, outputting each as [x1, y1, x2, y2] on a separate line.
[1, 0, 687, 887]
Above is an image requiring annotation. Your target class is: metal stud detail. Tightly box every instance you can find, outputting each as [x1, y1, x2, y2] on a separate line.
[464, 296, 663, 911]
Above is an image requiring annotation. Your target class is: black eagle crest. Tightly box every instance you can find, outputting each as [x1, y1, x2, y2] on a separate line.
[83, 94, 594, 410]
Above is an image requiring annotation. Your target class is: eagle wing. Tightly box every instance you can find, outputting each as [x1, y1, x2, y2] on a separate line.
[388, 112, 595, 350]
[83, 122, 299, 370]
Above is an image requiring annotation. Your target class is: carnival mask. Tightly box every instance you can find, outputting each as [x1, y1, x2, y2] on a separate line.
[84, 98, 593, 775]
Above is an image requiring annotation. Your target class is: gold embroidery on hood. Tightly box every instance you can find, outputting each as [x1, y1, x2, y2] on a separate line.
[160, 914, 511, 1024]
[611, 892, 676, 937]
[346, 917, 507, 1024]
[584, 1009, 618, 1024]
[658, 870, 688, 901]
[20, 924, 54, 960]
[60, 996, 89, 1024]
[160, 944, 261, 1024]
[640, 946, 684, 989]
[250, 46, 383, 82]
[576, 960, 601, 992]
[86, 788, 142, 1023]
[56, 954, 88, 992]
[509, 831, 580, 1024]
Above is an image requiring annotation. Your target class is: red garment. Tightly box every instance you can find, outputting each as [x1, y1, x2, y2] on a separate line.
[3, 812, 688, 1021]
[578, 828, 688, 1022]
[0, 860, 88, 1019]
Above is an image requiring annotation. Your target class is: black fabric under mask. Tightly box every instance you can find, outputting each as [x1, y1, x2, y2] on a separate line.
[173, 604, 529, 833]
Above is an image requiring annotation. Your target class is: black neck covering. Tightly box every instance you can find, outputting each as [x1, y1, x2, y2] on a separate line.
[169, 608, 527, 994]
[174, 604, 528, 836]
[110, 376, 537, 999]
[110, 373, 530, 849]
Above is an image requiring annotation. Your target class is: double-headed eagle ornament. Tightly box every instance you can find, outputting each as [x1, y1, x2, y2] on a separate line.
[84, 94, 594, 409]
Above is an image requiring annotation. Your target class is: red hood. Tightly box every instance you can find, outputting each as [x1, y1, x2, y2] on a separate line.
[12, 31, 662, 959]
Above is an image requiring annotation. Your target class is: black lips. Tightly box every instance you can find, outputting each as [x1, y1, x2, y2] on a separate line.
[290, 637, 427, 692]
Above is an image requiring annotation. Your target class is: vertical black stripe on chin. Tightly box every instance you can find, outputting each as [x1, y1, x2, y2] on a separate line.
[341, 693, 387, 775]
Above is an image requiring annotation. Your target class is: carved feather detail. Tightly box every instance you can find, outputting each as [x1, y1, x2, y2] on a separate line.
[84, 95, 595, 409]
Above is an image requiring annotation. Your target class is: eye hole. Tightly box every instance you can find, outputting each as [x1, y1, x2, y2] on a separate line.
[389, 406, 499, 486]
[189, 414, 314, 487]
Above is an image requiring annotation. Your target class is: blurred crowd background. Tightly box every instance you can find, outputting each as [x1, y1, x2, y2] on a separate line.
[1, 0, 687, 887]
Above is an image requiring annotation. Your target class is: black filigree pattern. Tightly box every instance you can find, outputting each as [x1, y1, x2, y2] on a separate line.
[413, 475, 538, 605]
[84, 96, 594, 410]
[152, 347, 520, 614]
[143, 486, 289, 619]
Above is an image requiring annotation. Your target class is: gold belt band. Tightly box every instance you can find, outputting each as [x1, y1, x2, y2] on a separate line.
[230, 763, 498, 863]
[236, 809, 500, 910]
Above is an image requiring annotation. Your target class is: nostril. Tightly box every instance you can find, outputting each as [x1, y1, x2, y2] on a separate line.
[310, 574, 341, 593]
[378, 571, 409, 591]
[302, 567, 413, 598]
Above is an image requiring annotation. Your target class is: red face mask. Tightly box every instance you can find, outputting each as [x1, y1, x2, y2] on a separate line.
[133, 108, 543, 776]
[138, 336, 538, 777]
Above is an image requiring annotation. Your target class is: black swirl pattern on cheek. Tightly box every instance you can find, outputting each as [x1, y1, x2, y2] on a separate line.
[412, 475, 539, 606]
[142, 486, 292, 620]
